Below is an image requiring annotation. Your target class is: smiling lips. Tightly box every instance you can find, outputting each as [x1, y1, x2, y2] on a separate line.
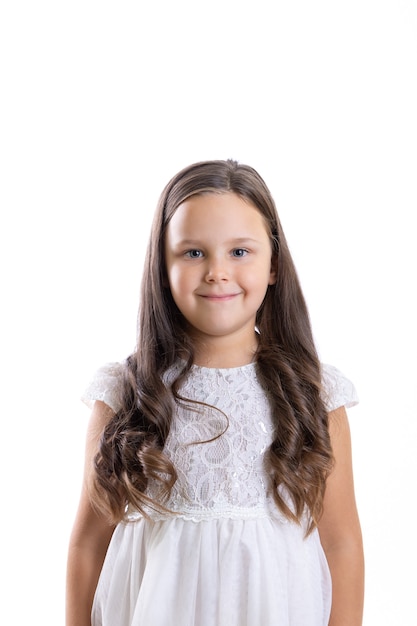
[198, 293, 240, 301]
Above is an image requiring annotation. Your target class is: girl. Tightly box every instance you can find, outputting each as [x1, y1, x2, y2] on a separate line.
[66, 159, 364, 625]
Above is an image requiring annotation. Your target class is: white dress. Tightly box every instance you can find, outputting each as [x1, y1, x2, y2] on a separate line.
[82, 362, 358, 626]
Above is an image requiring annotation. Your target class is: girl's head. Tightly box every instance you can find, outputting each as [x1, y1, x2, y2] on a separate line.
[140, 159, 314, 370]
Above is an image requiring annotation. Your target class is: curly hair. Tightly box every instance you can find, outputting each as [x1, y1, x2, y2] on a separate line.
[91, 159, 333, 534]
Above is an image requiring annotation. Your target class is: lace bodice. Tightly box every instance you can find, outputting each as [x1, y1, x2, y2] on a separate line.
[83, 362, 358, 521]
[149, 363, 276, 520]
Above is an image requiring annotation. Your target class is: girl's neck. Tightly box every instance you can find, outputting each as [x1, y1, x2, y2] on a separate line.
[191, 334, 259, 369]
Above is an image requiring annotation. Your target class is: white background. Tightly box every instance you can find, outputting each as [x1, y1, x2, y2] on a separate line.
[1, 1, 416, 624]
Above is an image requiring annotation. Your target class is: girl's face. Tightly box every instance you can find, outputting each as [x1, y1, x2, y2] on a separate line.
[165, 192, 276, 360]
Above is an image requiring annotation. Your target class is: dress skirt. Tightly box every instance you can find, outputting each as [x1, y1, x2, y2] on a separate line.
[92, 514, 331, 626]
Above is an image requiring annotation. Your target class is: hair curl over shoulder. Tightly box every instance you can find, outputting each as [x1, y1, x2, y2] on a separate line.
[91, 159, 333, 534]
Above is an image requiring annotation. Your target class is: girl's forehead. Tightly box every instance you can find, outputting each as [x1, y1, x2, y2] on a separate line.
[166, 192, 272, 241]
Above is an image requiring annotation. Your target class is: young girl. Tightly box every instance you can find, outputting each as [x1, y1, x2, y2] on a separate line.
[66, 159, 364, 626]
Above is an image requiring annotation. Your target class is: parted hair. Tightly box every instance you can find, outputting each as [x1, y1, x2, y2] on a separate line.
[91, 159, 333, 534]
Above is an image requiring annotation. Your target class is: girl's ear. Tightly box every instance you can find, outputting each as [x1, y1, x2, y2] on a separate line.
[268, 254, 278, 285]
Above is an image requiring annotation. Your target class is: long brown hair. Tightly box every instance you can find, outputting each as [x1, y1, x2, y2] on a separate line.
[92, 159, 333, 533]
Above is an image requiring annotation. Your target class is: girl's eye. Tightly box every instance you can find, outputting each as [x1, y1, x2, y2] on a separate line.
[185, 249, 203, 259]
[232, 248, 248, 258]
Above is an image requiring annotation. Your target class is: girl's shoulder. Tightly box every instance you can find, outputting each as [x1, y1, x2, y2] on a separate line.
[81, 361, 125, 414]
[321, 363, 359, 412]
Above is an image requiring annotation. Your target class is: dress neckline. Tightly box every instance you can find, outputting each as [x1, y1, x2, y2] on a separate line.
[190, 361, 257, 374]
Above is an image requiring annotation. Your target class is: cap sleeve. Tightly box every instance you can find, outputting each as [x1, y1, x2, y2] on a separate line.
[81, 362, 125, 414]
[321, 363, 359, 412]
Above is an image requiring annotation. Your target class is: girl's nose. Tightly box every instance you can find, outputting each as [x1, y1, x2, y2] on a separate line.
[204, 259, 229, 282]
